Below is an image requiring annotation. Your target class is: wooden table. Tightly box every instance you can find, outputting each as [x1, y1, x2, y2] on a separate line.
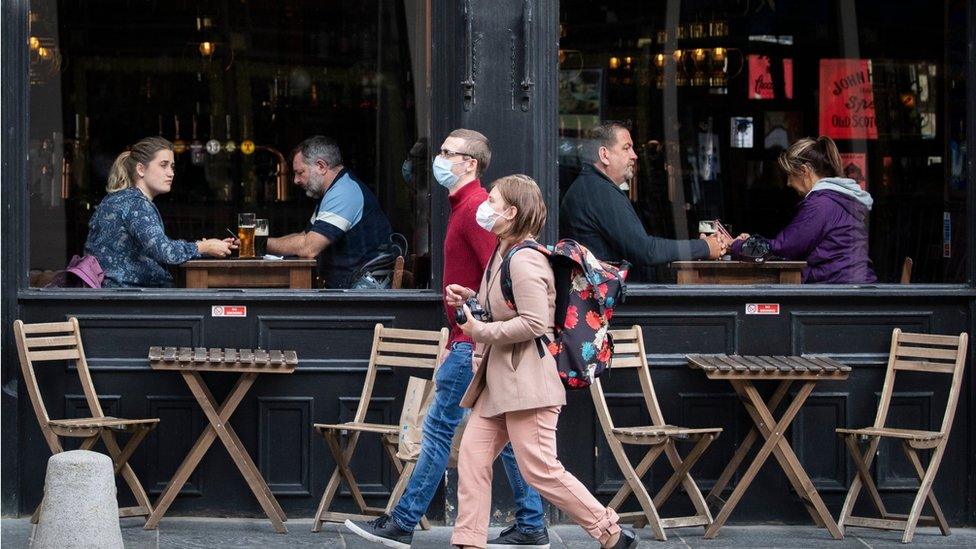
[685, 354, 852, 539]
[144, 346, 299, 533]
[672, 260, 806, 284]
[180, 259, 316, 289]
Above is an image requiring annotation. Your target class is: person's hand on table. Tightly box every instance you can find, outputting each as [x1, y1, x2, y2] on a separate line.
[197, 238, 235, 258]
[700, 233, 728, 259]
[445, 283, 475, 308]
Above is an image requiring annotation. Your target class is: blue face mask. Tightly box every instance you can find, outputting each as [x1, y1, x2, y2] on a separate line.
[432, 155, 461, 189]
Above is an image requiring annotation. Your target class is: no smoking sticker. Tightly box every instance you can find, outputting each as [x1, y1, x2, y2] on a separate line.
[212, 305, 247, 317]
[746, 303, 779, 315]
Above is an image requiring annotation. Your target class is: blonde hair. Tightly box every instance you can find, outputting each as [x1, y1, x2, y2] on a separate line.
[778, 136, 843, 179]
[448, 128, 491, 177]
[492, 174, 546, 241]
[106, 136, 173, 193]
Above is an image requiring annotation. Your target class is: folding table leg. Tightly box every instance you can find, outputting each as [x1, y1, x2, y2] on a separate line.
[181, 371, 287, 534]
[145, 372, 257, 530]
[735, 381, 842, 539]
[901, 443, 950, 535]
[706, 380, 792, 508]
[705, 380, 821, 539]
[188, 373, 286, 523]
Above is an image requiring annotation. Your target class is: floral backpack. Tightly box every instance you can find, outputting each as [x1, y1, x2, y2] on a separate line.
[500, 239, 630, 390]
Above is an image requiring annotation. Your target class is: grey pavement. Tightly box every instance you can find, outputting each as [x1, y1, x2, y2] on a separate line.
[3, 517, 975, 548]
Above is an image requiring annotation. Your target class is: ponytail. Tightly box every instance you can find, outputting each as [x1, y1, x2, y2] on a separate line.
[106, 151, 133, 193]
[104, 136, 174, 193]
[778, 135, 843, 179]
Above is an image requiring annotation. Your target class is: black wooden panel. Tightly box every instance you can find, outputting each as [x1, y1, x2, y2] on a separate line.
[791, 391, 849, 492]
[258, 397, 312, 497]
[145, 396, 204, 496]
[877, 391, 933, 491]
[790, 311, 932, 364]
[337, 395, 395, 497]
[593, 391, 649, 495]
[678, 392, 740, 490]
[257, 315, 394, 373]
[70, 314, 203, 371]
[612, 312, 738, 366]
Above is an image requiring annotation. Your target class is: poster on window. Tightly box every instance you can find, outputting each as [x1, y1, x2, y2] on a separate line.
[840, 152, 868, 191]
[748, 55, 794, 100]
[731, 117, 754, 148]
[819, 59, 878, 140]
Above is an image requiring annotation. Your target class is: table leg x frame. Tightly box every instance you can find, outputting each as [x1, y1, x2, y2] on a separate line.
[145, 372, 288, 533]
[704, 379, 843, 539]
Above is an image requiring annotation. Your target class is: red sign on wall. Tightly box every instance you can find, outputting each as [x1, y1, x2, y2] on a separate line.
[840, 153, 868, 190]
[748, 55, 793, 100]
[819, 59, 878, 140]
[212, 305, 247, 317]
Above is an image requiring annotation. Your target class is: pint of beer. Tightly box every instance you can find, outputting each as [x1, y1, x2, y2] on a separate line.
[238, 213, 256, 258]
[255, 219, 269, 257]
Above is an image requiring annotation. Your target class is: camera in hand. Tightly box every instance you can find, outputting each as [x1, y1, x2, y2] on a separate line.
[455, 297, 490, 325]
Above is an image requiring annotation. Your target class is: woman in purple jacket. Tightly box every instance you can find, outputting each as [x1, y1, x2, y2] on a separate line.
[732, 136, 877, 283]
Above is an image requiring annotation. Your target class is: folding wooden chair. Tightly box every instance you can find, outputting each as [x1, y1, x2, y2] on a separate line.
[591, 325, 722, 541]
[836, 329, 969, 543]
[13, 318, 159, 523]
[311, 324, 449, 532]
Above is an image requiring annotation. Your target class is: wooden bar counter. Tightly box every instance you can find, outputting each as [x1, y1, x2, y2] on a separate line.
[180, 258, 316, 289]
[672, 260, 806, 285]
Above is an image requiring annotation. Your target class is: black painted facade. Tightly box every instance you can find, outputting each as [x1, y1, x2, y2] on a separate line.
[2, 0, 975, 527]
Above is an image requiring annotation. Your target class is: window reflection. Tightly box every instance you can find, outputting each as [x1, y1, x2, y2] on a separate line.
[558, 0, 968, 284]
[28, 0, 431, 289]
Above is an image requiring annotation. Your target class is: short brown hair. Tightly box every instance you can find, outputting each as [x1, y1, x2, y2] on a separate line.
[448, 128, 491, 177]
[586, 120, 631, 162]
[492, 174, 547, 240]
[778, 136, 843, 179]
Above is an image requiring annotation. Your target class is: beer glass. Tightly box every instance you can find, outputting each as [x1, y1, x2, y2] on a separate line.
[237, 213, 256, 258]
[255, 219, 269, 257]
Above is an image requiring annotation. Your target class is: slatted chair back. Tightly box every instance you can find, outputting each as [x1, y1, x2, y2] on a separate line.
[350, 324, 449, 424]
[591, 326, 667, 432]
[13, 318, 103, 450]
[874, 329, 969, 434]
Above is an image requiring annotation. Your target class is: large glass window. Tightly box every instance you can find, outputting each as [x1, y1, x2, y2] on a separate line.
[558, 0, 968, 284]
[27, 0, 431, 289]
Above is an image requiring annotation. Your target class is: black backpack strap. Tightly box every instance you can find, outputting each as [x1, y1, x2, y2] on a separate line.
[499, 240, 551, 358]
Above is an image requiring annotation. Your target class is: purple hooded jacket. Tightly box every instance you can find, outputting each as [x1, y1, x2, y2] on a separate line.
[732, 177, 877, 284]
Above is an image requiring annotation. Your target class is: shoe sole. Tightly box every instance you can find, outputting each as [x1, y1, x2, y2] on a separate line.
[343, 519, 411, 549]
[486, 543, 550, 549]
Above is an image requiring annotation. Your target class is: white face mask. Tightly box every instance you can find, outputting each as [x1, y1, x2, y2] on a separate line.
[475, 200, 505, 232]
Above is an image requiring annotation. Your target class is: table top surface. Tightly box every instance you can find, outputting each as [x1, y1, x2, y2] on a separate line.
[149, 346, 298, 374]
[181, 258, 316, 268]
[672, 260, 807, 270]
[686, 354, 851, 379]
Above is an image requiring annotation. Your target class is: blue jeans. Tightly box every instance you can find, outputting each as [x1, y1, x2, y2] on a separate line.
[391, 342, 546, 533]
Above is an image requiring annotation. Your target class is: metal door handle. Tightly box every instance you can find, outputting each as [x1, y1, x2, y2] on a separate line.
[520, 0, 535, 112]
[461, 0, 475, 111]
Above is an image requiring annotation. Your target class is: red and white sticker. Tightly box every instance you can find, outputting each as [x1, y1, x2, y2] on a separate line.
[212, 305, 247, 317]
[745, 303, 780, 315]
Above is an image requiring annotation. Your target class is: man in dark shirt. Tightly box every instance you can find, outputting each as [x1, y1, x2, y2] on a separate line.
[267, 135, 392, 288]
[560, 121, 726, 271]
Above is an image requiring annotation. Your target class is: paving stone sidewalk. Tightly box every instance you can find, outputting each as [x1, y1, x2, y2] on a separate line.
[3, 517, 975, 548]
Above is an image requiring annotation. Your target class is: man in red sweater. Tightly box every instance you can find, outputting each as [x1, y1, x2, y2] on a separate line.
[346, 129, 549, 548]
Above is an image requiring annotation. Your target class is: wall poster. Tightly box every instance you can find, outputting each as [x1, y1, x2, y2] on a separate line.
[819, 59, 878, 140]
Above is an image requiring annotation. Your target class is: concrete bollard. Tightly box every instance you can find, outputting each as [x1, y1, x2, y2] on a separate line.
[32, 450, 124, 549]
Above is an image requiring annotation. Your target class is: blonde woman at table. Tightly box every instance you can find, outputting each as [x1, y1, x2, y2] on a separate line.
[449, 174, 637, 549]
[84, 136, 235, 287]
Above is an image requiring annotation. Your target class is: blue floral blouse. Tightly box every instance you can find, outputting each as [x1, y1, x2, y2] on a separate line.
[84, 187, 200, 287]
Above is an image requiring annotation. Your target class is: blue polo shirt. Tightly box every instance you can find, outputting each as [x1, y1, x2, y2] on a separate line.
[306, 168, 393, 288]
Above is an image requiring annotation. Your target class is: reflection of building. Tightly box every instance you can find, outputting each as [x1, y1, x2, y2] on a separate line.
[2, 1, 974, 527]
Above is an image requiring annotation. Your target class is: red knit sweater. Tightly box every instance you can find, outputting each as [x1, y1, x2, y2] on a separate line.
[443, 180, 497, 346]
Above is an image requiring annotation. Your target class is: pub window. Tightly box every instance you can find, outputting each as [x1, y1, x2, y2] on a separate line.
[27, 0, 432, 290]
[558, 0, 968, 285]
